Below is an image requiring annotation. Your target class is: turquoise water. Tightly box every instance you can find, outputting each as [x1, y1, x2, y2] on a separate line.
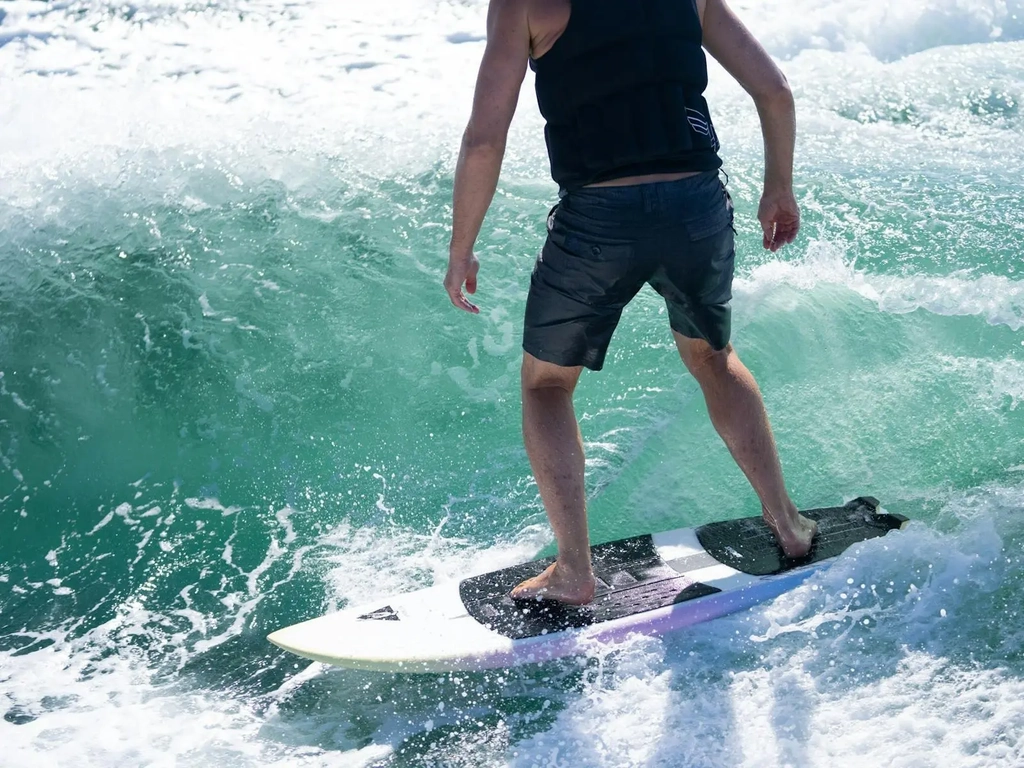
[1, 1, 1023, 765]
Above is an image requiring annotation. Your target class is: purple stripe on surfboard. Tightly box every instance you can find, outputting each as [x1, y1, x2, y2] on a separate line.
[426, 565, 824, 672]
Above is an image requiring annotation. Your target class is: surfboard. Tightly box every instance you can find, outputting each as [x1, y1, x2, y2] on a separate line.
[267, 497, 906, 673]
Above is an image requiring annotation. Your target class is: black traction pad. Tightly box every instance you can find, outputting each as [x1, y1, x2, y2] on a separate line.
[695, 496, 907, 577]
[459, 535, 720, 641]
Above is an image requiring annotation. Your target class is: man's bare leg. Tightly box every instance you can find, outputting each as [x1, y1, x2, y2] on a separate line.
[510, 353, 597, 604]
[674, 333, 817, 557]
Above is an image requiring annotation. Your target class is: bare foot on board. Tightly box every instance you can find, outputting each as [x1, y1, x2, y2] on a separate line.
[510, 561, 597, 606]
[762, 503, 818, 559]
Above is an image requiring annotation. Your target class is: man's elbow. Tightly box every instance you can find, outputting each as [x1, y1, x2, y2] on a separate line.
[751, 74, 793, 108]
[462, 122, 508, 154]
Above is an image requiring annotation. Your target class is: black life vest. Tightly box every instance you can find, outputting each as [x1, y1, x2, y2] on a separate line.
[530, 0, 723, 191]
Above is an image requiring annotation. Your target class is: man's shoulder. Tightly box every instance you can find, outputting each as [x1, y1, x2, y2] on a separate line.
[524, 0, 569, 22]
[487, 0, 530, 14]
[485, 0, 530, 25]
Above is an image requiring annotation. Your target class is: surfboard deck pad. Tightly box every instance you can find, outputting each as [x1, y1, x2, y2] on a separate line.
[459, 535, 720, 640]
[459, 497, 905, 640]
[696, 496, 906, 576]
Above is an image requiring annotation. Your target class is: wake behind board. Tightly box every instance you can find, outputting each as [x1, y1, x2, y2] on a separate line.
[268, 497, 907, 673]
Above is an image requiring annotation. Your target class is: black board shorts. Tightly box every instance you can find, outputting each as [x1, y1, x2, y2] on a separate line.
[523, 170, 735, 371]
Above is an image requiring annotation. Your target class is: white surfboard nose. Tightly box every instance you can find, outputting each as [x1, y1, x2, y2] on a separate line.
[267, 606, 512, 672]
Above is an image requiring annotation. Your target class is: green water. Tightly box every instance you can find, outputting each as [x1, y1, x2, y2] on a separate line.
[4, 152, 1021, 639]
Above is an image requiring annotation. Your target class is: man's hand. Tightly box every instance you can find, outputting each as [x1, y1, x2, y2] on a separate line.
[444, 0, 529, 315]
[703, 0, 800, 253]
[757, 187, 800, 252]
[444, 251, 481, 314]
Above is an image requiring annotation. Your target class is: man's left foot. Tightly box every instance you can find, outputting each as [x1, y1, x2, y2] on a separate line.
[510, 561, 596, 605]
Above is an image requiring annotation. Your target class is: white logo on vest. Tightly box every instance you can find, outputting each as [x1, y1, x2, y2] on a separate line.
[686, 108, 721, 151]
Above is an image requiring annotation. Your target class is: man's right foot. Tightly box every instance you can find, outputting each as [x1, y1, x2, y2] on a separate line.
[510, 561, 597, 605]
[762, 503, 818, 559]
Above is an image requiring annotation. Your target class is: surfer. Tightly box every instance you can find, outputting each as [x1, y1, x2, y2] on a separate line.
[444, 0, 817, 605]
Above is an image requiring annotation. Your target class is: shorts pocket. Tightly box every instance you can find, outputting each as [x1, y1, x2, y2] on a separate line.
[684, 199, 732, 241]
[552, 204, 634, 261]
[682, 181, 734, 241]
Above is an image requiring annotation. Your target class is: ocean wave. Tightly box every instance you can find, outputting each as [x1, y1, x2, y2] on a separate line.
[737, 0, 1024, 61]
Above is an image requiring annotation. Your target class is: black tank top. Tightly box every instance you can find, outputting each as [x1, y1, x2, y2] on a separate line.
[531, 0, 723, 191]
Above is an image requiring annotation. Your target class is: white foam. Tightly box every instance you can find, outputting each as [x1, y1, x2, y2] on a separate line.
[512, 636, 677, 767]
[184, 496, 242, 516]
[938, 354, 1024, 409]
[0, 636, 391, 767]
[735, 241, 1024, 331]
[321, 517, 551, 610]
[0, 0, 490, 193]
[721, 649, 1024, 766]
[734, 0, 1024, 61]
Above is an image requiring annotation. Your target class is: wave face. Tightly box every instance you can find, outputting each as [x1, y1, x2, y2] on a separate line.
[2, 1, 1023, 766]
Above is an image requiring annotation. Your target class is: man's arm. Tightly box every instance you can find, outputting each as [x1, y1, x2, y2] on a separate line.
[444, 0, 531, 313]
[702, 0, 798, 252]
